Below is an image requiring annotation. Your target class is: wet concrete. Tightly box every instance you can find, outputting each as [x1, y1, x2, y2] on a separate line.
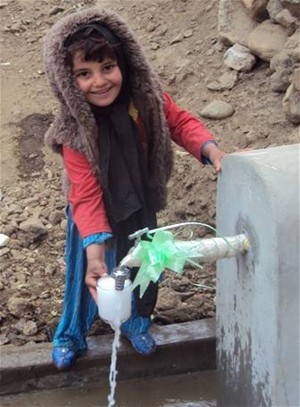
[0, 319, 216, 396]
[1, 370, 216, 406]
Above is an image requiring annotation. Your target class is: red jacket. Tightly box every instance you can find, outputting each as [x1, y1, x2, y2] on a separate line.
[63, 92, 214, 238]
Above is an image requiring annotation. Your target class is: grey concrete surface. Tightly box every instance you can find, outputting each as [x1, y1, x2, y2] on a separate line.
[217, 144, 300, 407]
[0, 319, 216, 396]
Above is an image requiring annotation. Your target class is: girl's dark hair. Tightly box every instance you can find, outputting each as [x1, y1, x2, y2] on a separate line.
[65, 23, 130, 104]
[64, 25, 121, 68]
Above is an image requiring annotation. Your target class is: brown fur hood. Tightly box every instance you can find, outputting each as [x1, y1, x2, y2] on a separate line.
[43, 7, 173, 210]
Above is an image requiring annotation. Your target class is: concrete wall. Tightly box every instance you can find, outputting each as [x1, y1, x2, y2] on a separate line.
[216, 144, 299, 407]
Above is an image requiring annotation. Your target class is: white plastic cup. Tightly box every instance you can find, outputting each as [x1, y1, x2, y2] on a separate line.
[96, 276, 132, 327]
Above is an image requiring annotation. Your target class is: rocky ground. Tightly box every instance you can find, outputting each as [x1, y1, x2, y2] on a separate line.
[0, 0, 299, 347]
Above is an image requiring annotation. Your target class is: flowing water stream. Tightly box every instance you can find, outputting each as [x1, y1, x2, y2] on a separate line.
[107, 323, 121, 407]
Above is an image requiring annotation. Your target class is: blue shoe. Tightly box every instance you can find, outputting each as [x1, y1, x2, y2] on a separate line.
[121, 331, 156, 355]
[52, 347, 77, 371]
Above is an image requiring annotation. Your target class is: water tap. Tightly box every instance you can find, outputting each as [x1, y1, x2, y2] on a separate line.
[110, 266, 131, 290]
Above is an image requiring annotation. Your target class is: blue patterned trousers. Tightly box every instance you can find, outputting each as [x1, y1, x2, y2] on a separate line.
[53, 207, 151, 352]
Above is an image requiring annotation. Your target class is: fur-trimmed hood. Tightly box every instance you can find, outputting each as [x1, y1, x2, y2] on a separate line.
[43, 7, 173, 210]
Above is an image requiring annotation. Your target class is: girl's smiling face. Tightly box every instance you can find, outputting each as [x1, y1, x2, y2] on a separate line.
[72, 51, 123, 107]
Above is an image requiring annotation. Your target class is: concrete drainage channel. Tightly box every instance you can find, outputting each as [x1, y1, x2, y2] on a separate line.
[0, 319, 216, 406]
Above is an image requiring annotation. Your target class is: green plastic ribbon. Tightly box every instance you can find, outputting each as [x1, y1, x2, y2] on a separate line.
[132, 230, 188, 298]
[130, 222, 233, 298]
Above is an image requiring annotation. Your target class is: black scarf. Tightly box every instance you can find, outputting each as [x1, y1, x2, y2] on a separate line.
[93, 103, 158, 315]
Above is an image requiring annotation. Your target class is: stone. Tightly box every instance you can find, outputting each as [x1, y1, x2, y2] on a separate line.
[218, 0, 259, 46]
[282, 84, 300, 123]
[4, 21, 23, 33]
[19, 217, 47, 236]
[270, 50, 295, 72]
[162, 303, 201, 322]
[0, 334, 9, 346]
[146, 22, 157, 33]
[0, 234, 9, 247]
[186, 293, 209, 308]
[269, 49, 296, 93]
[170, 34, 183, 45]
[183, 29, 193, 38]
[242, 0, 269, 21]
[7, 297, 25, 317]
[270, 69, 292, 92]
[275, 9, 299, 35]
[285, 29, 300, 61]
[0, 247, 10, 257]
[290, 68, 300, 91]
[22, 320, 38, 336]
[245, 130, 259, 145]
[150, 42, 159, 50]
[14, 318, 27, 333]
[11, 249, 26, 261]
[207, 70, 238, 91]
[286, 125, 300, 143]
[247, 19, 288, 61]
[200, 100, 235, 119]
[49, 6, 64, 16]
[48, 210, 64, 225]
[156, 287, 181, 311]
[44, 264, 57, 276]
[224, 44, 257, 71]
[54, 241, 65, 250]
[281, 0, 300, 18]
[267, 0, 284, 21]
[6, 203, 22, 215]
[170, 276, 192, 292]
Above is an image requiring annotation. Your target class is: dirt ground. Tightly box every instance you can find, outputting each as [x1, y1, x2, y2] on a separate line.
[0, 0, 298, 347]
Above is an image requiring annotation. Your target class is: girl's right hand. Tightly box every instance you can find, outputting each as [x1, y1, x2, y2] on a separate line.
[85, 244, 108, 303]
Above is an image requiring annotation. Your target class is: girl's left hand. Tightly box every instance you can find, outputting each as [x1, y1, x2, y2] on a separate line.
[202, 143, 226, 172]
[209, 148, 226, 172]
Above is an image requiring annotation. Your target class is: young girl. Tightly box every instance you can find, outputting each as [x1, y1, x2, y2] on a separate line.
[43, 7, 225, 370]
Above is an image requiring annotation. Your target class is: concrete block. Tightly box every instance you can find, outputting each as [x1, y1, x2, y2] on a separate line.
[216, 144, 299, 406]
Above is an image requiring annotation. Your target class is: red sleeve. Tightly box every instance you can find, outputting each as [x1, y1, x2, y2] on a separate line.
[62, 146, 112, 237]
[163, 92, 214, 159]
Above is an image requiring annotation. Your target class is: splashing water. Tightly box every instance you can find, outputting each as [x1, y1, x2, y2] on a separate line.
[107, 318, 121, 407]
